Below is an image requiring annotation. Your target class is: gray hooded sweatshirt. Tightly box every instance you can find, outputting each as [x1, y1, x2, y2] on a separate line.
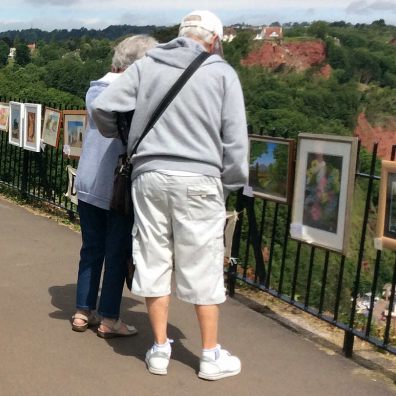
[91, 37, 248, 192]
[75, 72, 125, 210]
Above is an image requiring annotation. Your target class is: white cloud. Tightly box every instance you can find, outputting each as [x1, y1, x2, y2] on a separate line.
[346, 0, 396, 14]
[1, 0, 395, 32]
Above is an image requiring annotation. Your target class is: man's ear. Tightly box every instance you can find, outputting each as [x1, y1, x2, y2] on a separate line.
[208, 34, 219, 54]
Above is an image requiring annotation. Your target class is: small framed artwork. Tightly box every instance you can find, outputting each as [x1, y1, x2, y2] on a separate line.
[65, 165, 78, 206]
[8, 101, 24, 147]
[0, 103, 9, 132]
[290, 133, 358, 255]
[63, 110, 86, 158]
[248, 135, 295, 203]
[42, 107, 61, 148]
[23, 103, 42, 152]
[375, 160, 396, 251]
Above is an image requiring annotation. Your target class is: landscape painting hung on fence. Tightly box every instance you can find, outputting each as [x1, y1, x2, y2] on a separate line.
[0, 103, 9, 132]
[375, 160, 396, 251]
[8, 101, 24, 147]
[62, 110, 86, 158]
[42, 107, 61, 148]
[23, 103, 42, 152]
[290, 133, 358, 254]
[248, 135, 295, 203]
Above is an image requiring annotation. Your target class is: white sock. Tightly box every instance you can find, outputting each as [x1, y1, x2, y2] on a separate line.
[153, 339, 172, 354]
[202, 344, 221, 360]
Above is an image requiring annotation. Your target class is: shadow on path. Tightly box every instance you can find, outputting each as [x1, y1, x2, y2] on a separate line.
[48, 284, 199, 372]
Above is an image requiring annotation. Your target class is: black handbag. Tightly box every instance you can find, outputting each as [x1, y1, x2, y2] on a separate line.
[110, 50, 210, 217]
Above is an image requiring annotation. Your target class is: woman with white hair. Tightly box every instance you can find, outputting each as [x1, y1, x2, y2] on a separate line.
[72, 35, 157, 337]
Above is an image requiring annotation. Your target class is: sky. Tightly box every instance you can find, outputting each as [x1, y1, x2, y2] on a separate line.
[252, 143, 276, 168]
[1, 0, 396, 32]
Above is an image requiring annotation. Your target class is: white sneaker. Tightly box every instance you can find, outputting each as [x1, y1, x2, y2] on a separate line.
[145, 346, 171, 375]
[198, 347, 241, 380]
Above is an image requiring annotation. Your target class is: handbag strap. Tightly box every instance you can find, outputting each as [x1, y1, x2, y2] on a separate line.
[130, 50, 210, 156]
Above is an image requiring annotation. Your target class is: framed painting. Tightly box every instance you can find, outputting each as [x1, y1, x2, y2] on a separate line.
[290, 133, 358, 255]
[23, 103, 42, 152]
[248, 135, 295, 204]
[0, 103, 9, 132]
[375, 160, 396, 251]
[8, 101, 24, 147]
[42, 107, 61, 148]
[62, 110, 87, 158]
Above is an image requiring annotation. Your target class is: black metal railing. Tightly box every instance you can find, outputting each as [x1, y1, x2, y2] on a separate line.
[0, 97, 82, 216]
[1, 96, 396, 357]
[227, 129, 396, 357]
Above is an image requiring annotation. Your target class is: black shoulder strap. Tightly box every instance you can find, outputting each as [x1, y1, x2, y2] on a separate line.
[131, 51, 210, 155]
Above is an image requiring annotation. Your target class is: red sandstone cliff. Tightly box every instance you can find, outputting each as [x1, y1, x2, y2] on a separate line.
[355, 113, 396, 160]
[241, 41, 327, 72]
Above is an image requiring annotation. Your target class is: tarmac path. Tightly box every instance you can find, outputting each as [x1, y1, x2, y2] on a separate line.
[0, 196, 395, 395]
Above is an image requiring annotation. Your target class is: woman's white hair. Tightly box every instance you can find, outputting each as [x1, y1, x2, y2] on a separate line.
[112, 35, 157, 70]
[178, 26, 215, 44]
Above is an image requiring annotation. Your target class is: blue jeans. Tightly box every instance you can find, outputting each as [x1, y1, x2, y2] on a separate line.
[76, 200, 132, 318]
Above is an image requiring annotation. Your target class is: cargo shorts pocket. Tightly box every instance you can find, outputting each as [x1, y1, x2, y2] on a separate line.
[187, 185, 222, 221]
[131, 223, 141, 256]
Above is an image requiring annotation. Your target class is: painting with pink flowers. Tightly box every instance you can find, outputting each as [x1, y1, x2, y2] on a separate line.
[290, 133, 358, 255]
[303, 153, 342, 233]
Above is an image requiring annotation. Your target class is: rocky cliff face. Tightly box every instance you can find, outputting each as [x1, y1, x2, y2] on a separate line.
[241, 41, 327, 72]
[355, 113, 396, 160]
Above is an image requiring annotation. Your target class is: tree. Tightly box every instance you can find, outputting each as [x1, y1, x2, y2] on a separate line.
[371, 19, 386, 27]
[153, 25, 179, 43]
[0, 41, 9, 67]
[1, 37, 12, 48]
[15, 44, 31, 66]
[308, 21, 329, 40]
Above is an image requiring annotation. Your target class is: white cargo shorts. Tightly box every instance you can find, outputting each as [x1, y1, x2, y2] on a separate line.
[131, 171, 227, 305]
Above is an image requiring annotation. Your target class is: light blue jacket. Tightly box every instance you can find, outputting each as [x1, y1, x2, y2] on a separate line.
[75, 73, 125, 210]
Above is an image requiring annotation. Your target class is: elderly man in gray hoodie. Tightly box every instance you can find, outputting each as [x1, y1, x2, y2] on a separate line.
[92, 10, 248, 380]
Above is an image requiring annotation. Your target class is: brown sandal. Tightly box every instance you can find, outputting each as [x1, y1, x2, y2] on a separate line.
[71, 312, 100, 332]
[97, 318, 138, 339]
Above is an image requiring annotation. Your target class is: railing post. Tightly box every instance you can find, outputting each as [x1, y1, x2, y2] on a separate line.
[227, 257, 238, 297]
[227, 189, 245, 297]
[20, 150, 30, 199]
[343, 330, 355, 358]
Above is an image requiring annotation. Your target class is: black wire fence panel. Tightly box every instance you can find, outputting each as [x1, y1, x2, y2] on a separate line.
[227, 131, 396, 356]
[0, 97, 81, 214]
[1, 96, 396, 356]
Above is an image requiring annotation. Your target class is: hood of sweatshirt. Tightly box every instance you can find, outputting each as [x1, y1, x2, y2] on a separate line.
[90, 72, 120, 89]
[146, 37, 225, 69]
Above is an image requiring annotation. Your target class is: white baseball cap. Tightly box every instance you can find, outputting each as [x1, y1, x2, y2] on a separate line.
[179, 10, 223, 40]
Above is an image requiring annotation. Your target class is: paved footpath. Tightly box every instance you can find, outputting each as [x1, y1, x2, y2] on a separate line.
[0, 196, 395, 396]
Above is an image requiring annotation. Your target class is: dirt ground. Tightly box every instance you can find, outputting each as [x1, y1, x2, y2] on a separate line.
[236, 285, 396, 381]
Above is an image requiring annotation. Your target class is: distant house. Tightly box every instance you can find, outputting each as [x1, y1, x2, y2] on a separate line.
[8, 47, 16, 58]
[8, 44, 36, 58]
[254, 26, 283, 41]
[27, 43, 36, 53]
[223, 28, 237, 43]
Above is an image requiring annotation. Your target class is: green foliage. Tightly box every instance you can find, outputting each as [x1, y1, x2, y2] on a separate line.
[238, 66, 360, 136]
[15, 43, 31, 66]
[0, 25, 157, 44]
[308, 21, 329, 40]
[360, 85, 396, 125]
[223, 30, 255, 68]
[153, 25, 179, 43]
[0, 41, 9, 67]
